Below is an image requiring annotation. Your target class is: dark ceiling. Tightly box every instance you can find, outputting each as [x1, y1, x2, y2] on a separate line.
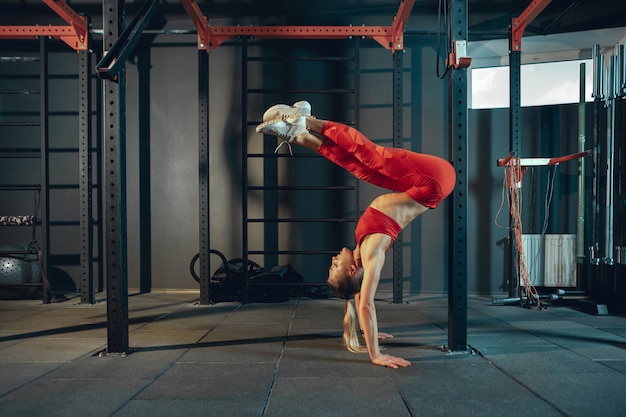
[467, 0, 626, 39]
[1, 0, 625, 41]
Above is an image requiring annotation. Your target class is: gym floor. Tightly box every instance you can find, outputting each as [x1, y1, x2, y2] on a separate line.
[1, 292, 625, 417]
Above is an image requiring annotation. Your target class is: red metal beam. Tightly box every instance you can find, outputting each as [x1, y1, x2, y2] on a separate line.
[0, 0, 88, 51]
[180, 0, 415, 52]
[511, 0, 552, 51]
[43, 0, 88, 48]
[391, 0, 416, 50]
[179, 0, 211, 50]
[393, 0, 415, 35]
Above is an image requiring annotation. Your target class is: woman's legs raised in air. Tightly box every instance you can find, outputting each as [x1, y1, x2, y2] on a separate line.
[307, 118, 455, 208]
[257, 103, 456, 209]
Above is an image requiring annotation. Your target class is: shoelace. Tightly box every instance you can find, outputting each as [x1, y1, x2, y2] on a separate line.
[273, 114, 300, 155]
[271, 113, 312, 155]
[274, 140, 293, 155]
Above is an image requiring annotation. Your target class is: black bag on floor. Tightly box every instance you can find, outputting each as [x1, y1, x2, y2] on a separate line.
[248, 264, 303, 303]
[190, 251, 262, 304]
[190, 251, 303, 304]
[209, 257, 263, 303]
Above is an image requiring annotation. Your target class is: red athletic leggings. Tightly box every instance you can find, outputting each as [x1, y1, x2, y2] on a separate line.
[317, 121, 456, 209]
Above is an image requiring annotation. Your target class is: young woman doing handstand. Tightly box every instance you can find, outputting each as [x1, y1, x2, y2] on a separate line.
[257, 102, 456, 368]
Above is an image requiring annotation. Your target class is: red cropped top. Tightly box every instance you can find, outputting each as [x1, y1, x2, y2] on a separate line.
[354, 206, 403, 249]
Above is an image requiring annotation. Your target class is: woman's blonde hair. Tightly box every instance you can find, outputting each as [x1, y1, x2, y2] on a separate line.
[342, 299, 367, 353]
[327, 268, 367, 353]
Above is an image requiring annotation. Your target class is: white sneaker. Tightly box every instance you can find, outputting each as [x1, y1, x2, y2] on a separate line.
[261, 100, 311, 121]
[256, 115, 307, 140]
[256, 115, 308, 154]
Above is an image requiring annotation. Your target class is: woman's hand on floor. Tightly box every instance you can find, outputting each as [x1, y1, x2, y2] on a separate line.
[371, 353, 411, 368]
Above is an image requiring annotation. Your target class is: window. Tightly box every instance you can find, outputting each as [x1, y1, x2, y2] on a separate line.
[470, 59, 594, 109]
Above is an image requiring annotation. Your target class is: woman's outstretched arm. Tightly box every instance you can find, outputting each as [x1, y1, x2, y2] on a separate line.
[358, 234, 411, 368]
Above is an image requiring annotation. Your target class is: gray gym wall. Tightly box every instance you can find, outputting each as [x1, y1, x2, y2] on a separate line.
[0, 14, 588, 296]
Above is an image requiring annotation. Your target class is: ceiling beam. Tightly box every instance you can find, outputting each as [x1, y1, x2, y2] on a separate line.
[180, 0, 415, 52]
[0, 0, 88, 51]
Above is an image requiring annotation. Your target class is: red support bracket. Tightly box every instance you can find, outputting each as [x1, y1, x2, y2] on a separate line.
[390, 0, 415, 51]
[497, 150, 590, 168]
[179, 0, 211, 50]
[447, 40, 472, 69]
[0, 0, 88, 51]
[180, 0, 415, 53]
[497, 150, 590, 190]
[511, 0, 552, 51]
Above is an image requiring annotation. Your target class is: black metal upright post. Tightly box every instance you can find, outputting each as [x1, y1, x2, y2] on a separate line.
[241, 39, 249, 304]
[576, 63, 586, 287]
[96, 60, 104, 295]
[392, 49, 404, 304]
[137, 42, 152, 294]
[39, 36, 51, 304]
[103, 0, 129, 354]
[508, 45, 522, 299]
[447, 0, 468, 352]
[79, 34, 94, 304]
[198, 50, 210, 305]
[353, 38, 361, 262]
